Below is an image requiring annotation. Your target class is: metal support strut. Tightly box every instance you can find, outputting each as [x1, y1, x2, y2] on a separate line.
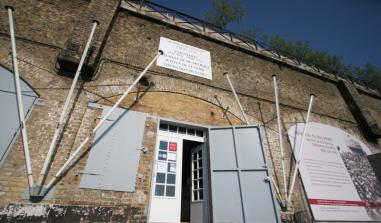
[272, 75, 288, 208]
[287, 94, 314, 204]
[224, 72, 249, 124]
[6, 6, 34, 190]
[36, 21, 99, 195]
[224, 72, 284, 203]
[42, 51, 163, 196]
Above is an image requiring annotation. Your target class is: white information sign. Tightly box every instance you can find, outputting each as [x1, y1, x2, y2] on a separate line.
[157, 37, 212, 80]
[288, 122, 381, 221]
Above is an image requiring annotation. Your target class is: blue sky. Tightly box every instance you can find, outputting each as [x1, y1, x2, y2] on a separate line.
[151, 0, 381, 69]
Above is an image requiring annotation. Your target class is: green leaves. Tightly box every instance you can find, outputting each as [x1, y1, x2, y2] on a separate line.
[203, 0, 380, 90]
[265, 35, 381, 90]
[204, 0, 245, 28]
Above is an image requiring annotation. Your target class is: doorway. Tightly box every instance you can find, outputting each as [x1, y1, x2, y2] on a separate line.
[148, 121, 206, 223]
[181, 140, 203, 222]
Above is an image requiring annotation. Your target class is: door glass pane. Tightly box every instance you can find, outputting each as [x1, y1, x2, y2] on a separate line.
[169, 125, 177, 133]
[193, 170, 198, 179]
[158, 151, 167, 160]
[159, 123, 168, 131]
[187, 128, 195, 135]
[178, 127, 186, 134]
[155, 185, 165, 196]
[193, 161, 197, 169]
[167, 174, 176, 184]
[168, 162, 176, 173]
[166, 185, 175, 197]
[159, 141, 168, 150]
[156, 173, 165, 183]
[199, 190, 204, 200]
[193, 191, 198, 200]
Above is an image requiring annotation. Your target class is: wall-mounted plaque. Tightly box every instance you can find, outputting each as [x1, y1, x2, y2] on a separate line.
[157, 37, 212, 80]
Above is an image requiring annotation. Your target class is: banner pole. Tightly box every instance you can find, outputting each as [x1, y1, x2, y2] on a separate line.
[6, 6, 34, 190]
[42, 51, 163, 196]
[224, 72, 250, 125]
[272, 75, 288, 201]
[287, 94, 314, 204]
[36, 21, 99, 195]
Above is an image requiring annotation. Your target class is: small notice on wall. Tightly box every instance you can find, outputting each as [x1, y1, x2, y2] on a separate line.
[157, 37, 212, 80]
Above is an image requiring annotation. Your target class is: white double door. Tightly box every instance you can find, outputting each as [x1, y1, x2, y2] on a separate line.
[148, 135, 183, 223]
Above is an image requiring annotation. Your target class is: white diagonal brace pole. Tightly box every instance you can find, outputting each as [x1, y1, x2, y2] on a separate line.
[37, 20, 99, 193]
[42, 51, 163, 195]
[287, 94, 314, 204]
[224, 72, 283, 203]
[272, 75, 287, 198]
[224, 72, 249, 125]
[7, 6, 34, 189]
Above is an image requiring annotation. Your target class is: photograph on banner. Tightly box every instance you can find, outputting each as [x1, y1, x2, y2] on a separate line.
[157, 37, 212, 80]
[288, 122, 381, 221]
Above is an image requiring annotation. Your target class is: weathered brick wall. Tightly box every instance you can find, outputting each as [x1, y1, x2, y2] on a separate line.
[0, 1, 380, 222]
[358, 93, 381, 128]
[0, 0, 89, 48]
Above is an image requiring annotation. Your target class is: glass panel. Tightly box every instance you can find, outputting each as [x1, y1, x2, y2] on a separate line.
[193, 180, 198, 189]
[168, 162, 176, 173]
[187, 128, 195, 135]
[168, 152, 177, 161]
[193, 170, 198, 179]
[199, 179, 203, 188]
[198, 150, 202, 158]
[159, 123, 168, 131]
[169, 142, 177, 151]
[155, 185, 165, 196]
[192, 152, 197, 160]
[199, 190, 204, 200]
[159, 141, 168, 150]
[196, 130, 203, 137]
[167, 174, 176, 184]
[199, 169, 203, 178]
[166, 185, 175, 197]
[193, 191, 198, 200]
[156, 173, 165, 183]
[158, 151, 167, 160]
[193, 161, 197, 169]
[178, 127, 186, 134]
[198, 159, 203, 167]
[157, 161, 167, 173]
[169, 125, 177, 133]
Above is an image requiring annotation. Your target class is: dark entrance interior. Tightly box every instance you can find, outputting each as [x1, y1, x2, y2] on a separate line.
[181, 140, 202, 222]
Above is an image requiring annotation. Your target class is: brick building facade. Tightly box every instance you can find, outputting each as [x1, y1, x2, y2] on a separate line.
[0, 0, 380, 222]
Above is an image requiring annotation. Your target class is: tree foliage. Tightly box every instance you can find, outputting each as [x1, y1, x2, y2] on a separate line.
[265, 35, 381, 89]
[204, 0, 245, 29]
[203, 0, 381, 90]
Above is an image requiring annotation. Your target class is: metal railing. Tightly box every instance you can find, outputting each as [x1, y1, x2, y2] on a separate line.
[122, 0, 380, 93]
